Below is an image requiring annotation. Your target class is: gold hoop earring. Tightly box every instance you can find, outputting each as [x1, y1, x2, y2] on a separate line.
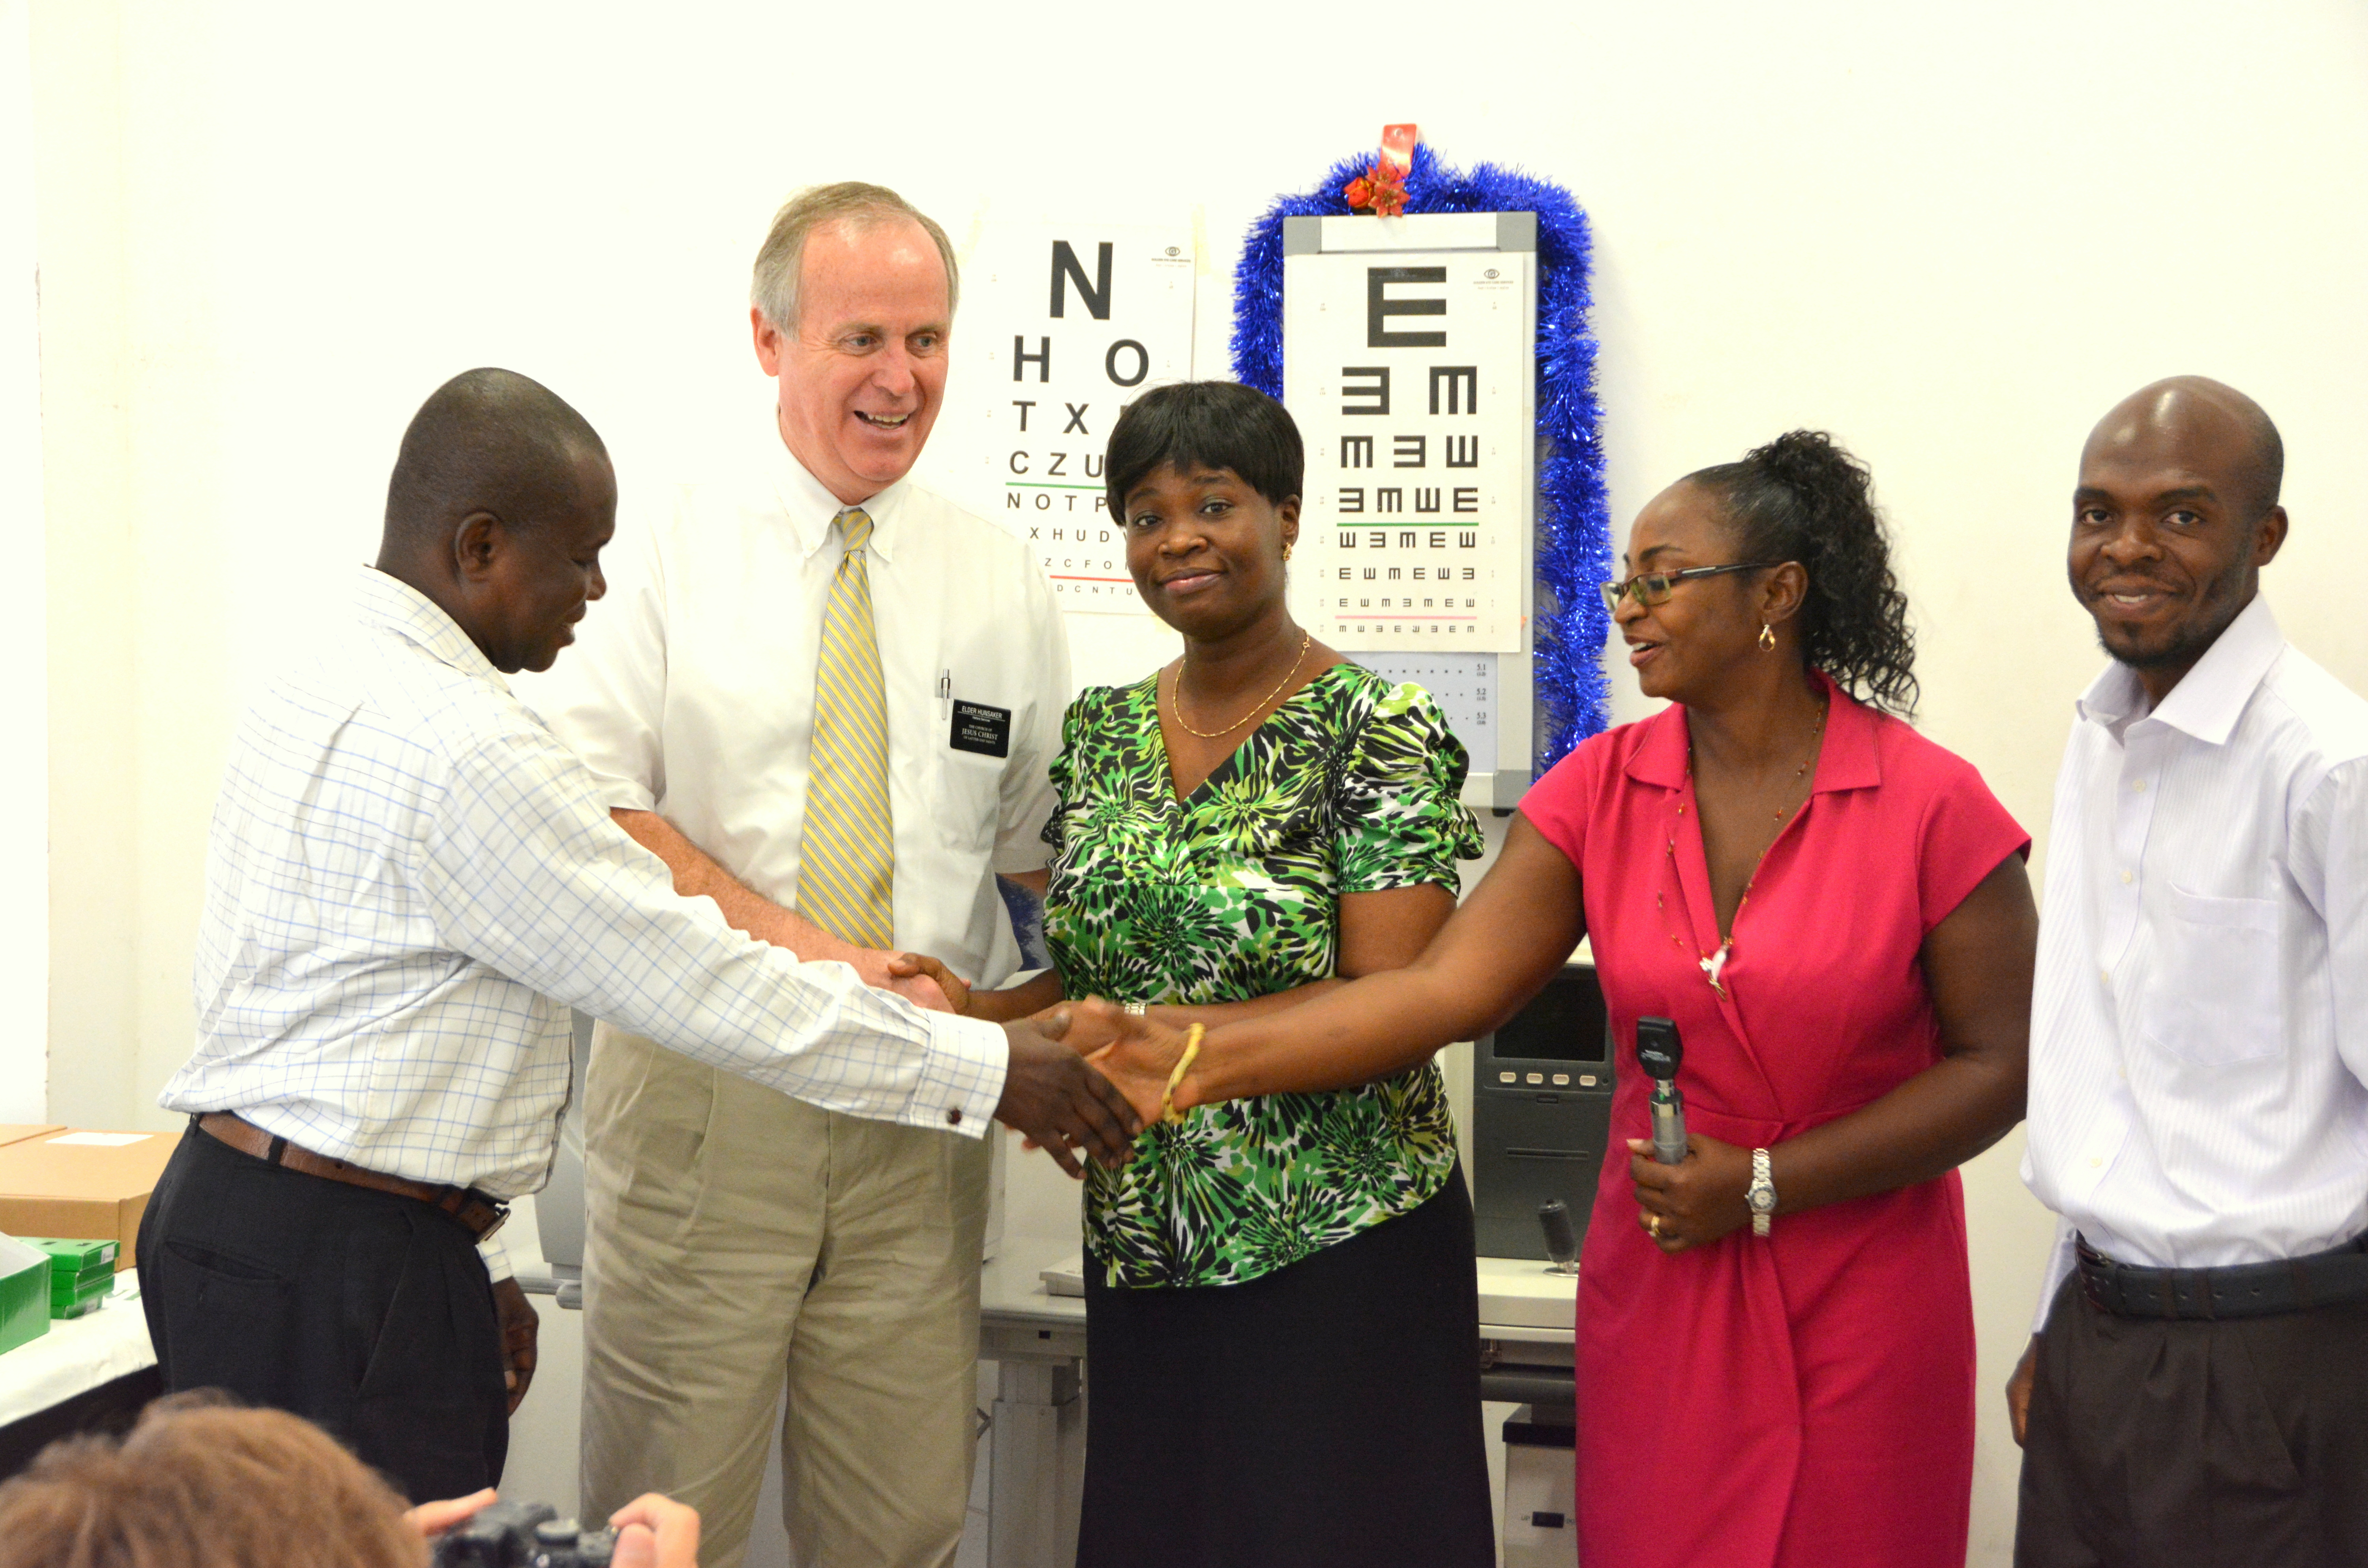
[1759, 623, 1776, 652]
[1281, 543, 1293, 562]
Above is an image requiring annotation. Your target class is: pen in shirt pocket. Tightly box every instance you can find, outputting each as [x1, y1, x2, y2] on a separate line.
[938, 668, 952, 720]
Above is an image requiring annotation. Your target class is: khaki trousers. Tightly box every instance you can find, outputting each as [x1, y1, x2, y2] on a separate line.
[578, 1026, 991, 1568]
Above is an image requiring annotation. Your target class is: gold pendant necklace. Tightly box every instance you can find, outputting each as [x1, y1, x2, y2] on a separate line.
[1167, 629, 1313, 739]
[1667, 698, 1827, 997]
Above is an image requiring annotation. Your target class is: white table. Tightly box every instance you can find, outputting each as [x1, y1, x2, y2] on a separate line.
[0, 1271, 154, 1430]
[0, 1272, 158, 1474]
[974, 1236, 1577, 1568]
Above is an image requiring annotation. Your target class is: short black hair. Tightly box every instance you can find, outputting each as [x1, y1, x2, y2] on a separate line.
[382, 367, 607, 553]
[1103, 381, 1302, 523]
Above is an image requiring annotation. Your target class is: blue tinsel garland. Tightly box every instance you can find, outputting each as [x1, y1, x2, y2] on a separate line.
[1230, 143, 1611, 773]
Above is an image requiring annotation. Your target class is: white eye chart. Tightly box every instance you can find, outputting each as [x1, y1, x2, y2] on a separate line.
[1282, 220, 1535, 653]
[1280, 213, 1538, 810]
[950, 223, 1196, 616]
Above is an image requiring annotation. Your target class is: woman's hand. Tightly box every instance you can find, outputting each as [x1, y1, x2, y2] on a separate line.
[1627, 1133, 1754, 1254]
[1075, 1002, 1194, 1130]
[1034, 998, 1125, 1057]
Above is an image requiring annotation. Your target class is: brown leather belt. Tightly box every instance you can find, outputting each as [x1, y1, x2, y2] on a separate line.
[195, 1113, 509, 1241]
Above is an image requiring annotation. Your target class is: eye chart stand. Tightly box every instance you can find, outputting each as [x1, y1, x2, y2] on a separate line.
[1280, 211, 1539, 810]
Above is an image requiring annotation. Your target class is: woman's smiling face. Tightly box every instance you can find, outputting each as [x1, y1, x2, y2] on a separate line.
[1613, 480, 1771, 705]
[1121, 463, 1300, 640]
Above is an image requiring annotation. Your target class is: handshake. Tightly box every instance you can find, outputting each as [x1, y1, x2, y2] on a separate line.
[984, 995, 1202, 1177]
[862, 943, 1198, 1176]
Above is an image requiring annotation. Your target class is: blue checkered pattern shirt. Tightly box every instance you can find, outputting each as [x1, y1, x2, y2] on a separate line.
[164, 567, 1007, 1277]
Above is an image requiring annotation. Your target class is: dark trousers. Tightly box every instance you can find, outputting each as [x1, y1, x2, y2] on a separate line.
[1076, 1166, 1495, 1568]
[2016, 1272, 2368, 1567]
[136, 1125, 508, 1503]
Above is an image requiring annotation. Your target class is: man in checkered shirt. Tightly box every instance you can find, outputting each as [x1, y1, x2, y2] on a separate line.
[140, 368, 1136, 1505]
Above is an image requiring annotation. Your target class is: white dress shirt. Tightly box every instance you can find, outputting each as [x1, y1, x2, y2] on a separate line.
[519, 436, 1070, 990]
[164, 567, 1009, 1278]
[2023, 594, 2368, 1326]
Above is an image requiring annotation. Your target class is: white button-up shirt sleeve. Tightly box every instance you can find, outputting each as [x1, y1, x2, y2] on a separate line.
[166, 567, 1005, 1226]
[2298, 744, 2368, 1093]
[421, 716, 1008, 1129]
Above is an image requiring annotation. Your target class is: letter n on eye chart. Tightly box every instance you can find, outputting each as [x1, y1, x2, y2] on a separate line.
[1281, 224, 1533, 653]
[940, 222, 1198, 617]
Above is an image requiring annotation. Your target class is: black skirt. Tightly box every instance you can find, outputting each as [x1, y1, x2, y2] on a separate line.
[1075, 1165, 1495, 1568]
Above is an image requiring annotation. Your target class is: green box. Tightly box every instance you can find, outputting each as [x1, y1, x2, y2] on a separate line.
[27, 1237, 117, 1280]
[0, 1238, 49, 1355]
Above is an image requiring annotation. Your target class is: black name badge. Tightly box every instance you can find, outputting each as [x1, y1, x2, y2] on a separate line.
[950, 699, 1012, 759]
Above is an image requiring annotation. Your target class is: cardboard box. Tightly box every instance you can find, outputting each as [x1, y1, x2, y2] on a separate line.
[0, 1126, 66, 1151]
[0, 1130, 178, 1267]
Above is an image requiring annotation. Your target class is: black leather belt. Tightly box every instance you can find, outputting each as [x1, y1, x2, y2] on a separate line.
[2077, 1232, 2368, 1320]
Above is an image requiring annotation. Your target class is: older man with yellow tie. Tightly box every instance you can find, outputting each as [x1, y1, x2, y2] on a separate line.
[526, 182, 1072, 1567]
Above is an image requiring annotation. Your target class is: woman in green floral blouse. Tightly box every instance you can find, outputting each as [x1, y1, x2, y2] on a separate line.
[967, 382, 1493, 1567]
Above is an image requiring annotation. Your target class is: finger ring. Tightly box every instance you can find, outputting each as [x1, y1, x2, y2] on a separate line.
[1123, 1003, 1147, 1015]
[1645, 1214, 1662, 1237]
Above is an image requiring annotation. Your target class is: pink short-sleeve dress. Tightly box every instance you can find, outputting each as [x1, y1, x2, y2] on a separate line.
[1519, 672, 2029, 1568]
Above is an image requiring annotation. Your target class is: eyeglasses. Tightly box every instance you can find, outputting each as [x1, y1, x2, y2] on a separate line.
[1600, 562, 1785, 611]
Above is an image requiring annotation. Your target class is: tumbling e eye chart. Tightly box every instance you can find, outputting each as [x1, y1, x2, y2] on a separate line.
[1280, 212, 1540, 807]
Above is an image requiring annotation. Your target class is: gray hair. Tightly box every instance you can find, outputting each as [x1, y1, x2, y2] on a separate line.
[750, 182, 960, 331]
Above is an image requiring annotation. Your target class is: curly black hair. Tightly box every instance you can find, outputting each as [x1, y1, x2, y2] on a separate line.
[1686, 430, 1918, 717]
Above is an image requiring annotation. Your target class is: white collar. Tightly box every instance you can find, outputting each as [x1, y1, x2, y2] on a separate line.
[353, 565, 508, 692]
[2075, 591, 2283, 746]
[767, 434, 910, 565]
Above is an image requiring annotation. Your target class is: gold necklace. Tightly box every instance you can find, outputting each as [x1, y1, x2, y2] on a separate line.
[1167, 629, 1313, 739]
[1666, 698, 1828, 997]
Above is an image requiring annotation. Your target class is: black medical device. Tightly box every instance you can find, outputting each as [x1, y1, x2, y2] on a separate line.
[1636, 1016, 1688, 1165]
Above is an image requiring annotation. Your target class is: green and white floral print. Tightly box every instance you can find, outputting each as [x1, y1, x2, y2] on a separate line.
[1043, 662, 1484, 1289]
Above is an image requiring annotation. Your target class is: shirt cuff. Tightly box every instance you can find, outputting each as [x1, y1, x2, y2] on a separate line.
[477, 1229, 513, 1283]
[908, 1012, 1009, 1138]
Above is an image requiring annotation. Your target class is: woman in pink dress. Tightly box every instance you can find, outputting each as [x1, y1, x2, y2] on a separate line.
[1066, 430, 2037, 1568]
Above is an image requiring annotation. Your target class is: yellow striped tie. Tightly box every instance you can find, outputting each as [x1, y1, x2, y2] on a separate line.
[800, 507, 895, 948]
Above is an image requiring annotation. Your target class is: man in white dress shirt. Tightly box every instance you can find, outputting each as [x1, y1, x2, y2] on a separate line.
[525, 184, 1072, 1567]
[2009, 378, 2368, 1565]
[141, 368, 1133, 1507]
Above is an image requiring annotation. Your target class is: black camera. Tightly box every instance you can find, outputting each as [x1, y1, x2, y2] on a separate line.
[431, 1501, 618, 1568]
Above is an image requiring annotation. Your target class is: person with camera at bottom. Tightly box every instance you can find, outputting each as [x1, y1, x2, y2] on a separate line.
[1077, 430, 2038, 1568]
[0, 1392, 698, 1568]
[2008, 378, 2368, 1566]
[140, 367, 1138, 1506]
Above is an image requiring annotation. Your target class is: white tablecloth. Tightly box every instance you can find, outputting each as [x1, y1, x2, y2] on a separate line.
[0, 1271, 156, 1429]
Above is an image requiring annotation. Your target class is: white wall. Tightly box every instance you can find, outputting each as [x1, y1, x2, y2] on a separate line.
[0, 0, 46, 1121]
[26, 3, 2368, 1561]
